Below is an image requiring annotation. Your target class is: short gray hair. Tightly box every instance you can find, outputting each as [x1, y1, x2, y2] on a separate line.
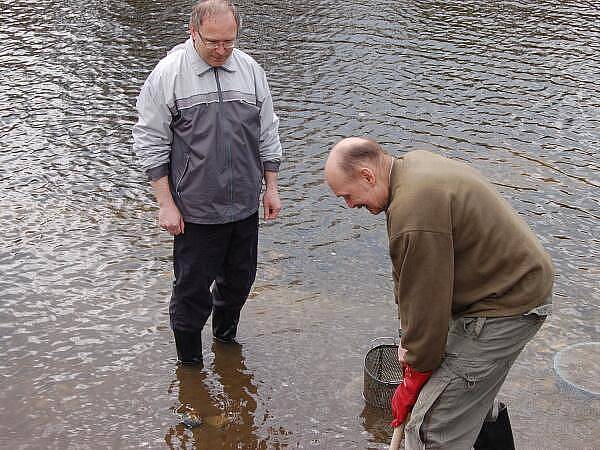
[190, 0, 241, 32]
[338, 137, 387, 176]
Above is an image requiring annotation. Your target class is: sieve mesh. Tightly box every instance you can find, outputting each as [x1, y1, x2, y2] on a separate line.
[363, 343, 404, 411]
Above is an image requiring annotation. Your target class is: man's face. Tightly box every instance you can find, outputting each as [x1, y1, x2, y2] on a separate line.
[190, 12, 237, 67]
[326, 166, 385, 215]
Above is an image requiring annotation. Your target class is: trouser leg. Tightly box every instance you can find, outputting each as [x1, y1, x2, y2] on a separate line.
[404, 315, 545, 449]
[212, 213, 259, 342]
[169, 221, 231, 363]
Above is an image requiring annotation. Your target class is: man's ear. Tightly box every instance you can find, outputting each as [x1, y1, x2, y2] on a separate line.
[359, 167, 376, 185]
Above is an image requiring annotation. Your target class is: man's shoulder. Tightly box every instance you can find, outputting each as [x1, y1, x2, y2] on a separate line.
[230, 49, 265, 73]
[232, 48, 259, 65]
[387, 152, 457, 235]
[142, 41, 190, 91]
[153, 41, 188, 73]
[404, 149, 447, 165]
[402, 150, 480, 186]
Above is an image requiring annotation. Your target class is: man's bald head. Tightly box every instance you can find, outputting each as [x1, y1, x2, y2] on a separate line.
[325, 137, 393, 215]
[326, 137, 387, 178]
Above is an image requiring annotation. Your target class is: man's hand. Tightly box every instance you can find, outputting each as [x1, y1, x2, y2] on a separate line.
[262, 187, 281, 220]
[150, 176, 184, 236]
[159, 202, 185, 236]
[391, 364, 432, 427]
[262, 170, 281, 220]
[398, 345, 408, 364]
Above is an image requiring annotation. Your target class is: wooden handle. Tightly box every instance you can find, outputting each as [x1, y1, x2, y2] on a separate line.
[389, 423, 405, 450]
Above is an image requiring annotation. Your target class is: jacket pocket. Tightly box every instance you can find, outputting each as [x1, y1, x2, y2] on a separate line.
[443, 353, 500, 387]
[175, 153, 191, 197]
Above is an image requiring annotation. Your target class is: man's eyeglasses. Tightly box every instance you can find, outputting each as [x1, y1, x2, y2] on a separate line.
[197, 33, 236, 49]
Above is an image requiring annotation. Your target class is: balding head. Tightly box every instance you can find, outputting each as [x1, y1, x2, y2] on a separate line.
[325, 137, 393, 215]
[190, 0, 240, 31]
[326, 137, 387, 179]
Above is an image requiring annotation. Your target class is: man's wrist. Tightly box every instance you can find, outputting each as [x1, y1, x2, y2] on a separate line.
[264, 170, 278, 191]
[158, 199, 175, 208]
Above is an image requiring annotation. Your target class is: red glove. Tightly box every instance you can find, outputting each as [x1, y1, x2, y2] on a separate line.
[391, 363, 432, 427]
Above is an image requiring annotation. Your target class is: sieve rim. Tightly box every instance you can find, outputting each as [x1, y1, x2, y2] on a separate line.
[364, 343, 403, 385]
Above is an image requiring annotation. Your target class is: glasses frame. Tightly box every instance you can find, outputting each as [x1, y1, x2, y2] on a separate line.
[196, 32, 237, 49]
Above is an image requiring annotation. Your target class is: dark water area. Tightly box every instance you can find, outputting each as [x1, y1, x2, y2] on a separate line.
[1, 0, 599, 448]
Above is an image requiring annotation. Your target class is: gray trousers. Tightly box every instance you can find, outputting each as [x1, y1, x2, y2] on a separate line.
[404, 314, 545, 449]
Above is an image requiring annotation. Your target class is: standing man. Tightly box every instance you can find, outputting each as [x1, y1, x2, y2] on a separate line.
[325, 137, 554, 449]
[133, 0, 282, 366]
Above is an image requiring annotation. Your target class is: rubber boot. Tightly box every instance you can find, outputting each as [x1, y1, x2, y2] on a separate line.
[173, 329, 203, 366]
[474, 401, 515, 450]
[212, 307, 241, 343]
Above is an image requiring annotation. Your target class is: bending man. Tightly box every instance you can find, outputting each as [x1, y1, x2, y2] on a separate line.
[325, 137, 553, 449]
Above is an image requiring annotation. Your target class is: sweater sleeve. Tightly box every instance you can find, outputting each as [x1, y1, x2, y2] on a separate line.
[132, 76, 174, 181]
[389, 230, 454, 372]
[254, 66, 282, 172]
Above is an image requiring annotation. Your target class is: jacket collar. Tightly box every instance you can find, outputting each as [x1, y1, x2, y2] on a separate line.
[385, 156, 402, 212]
[185, 37, 236, 75]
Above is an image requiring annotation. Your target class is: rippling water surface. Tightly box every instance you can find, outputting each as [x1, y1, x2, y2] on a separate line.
[1, 0, 598, 448]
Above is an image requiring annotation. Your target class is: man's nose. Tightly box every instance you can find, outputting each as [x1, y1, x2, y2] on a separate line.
[215, 45, 227, 55]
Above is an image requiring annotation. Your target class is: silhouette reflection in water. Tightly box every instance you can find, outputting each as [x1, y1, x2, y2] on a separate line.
[360, 403, 395, 447]
[165, 341, 290, 448]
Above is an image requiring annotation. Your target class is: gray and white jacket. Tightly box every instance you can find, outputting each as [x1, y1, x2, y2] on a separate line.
[133, 38, 282, 224]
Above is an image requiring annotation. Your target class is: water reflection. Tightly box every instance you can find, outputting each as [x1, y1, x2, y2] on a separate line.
[165, 341, 289, 449]
[360, 404, 394, 447]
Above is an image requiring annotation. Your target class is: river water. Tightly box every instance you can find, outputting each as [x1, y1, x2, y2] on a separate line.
[1, 0, 599, 448]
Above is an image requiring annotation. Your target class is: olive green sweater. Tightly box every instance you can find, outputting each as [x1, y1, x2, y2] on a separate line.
[386, 150, 554, 372]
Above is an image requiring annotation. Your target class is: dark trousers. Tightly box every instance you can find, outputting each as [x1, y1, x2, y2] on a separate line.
[169, 212, 258, 336]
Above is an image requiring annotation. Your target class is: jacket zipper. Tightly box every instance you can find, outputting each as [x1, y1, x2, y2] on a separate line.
[213, 68, 233, 220]
[213, 67, 223, 103]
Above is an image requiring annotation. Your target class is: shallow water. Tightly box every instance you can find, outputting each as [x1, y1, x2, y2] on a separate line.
[1, 0, 599, 448]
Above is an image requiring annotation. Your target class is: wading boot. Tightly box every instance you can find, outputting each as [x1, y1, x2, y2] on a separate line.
[173, 329, 203, 366]
[474, 401, 515, 450]
[212, 307, 241, 343]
